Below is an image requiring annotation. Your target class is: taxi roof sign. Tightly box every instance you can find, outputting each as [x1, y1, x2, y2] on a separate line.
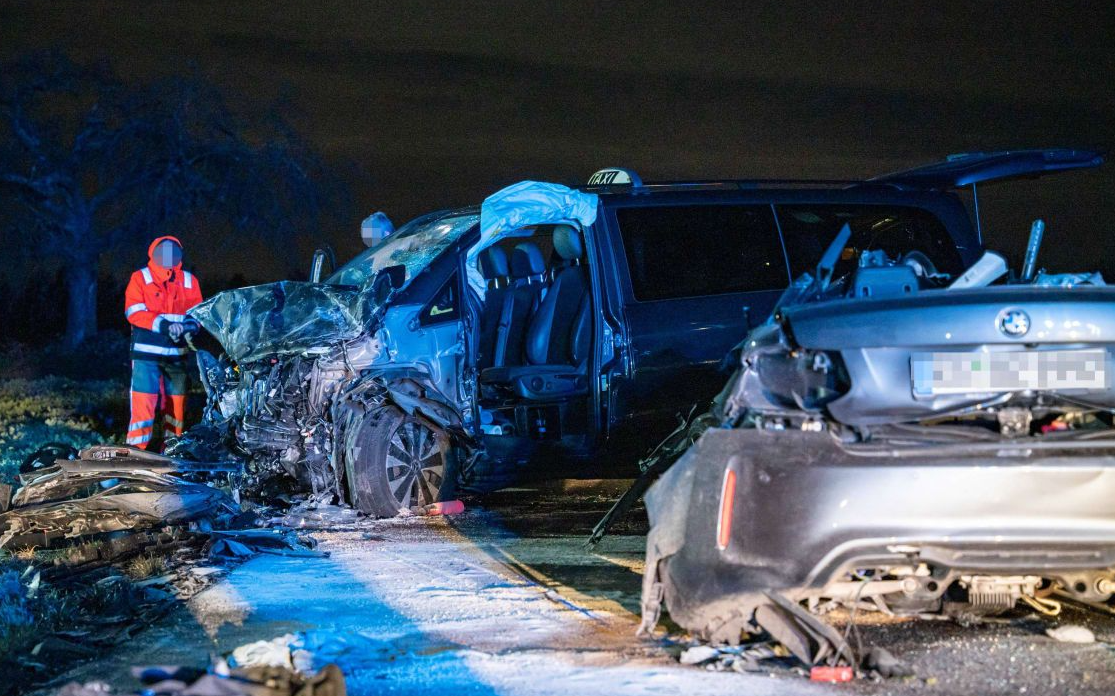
[587, 167, 643, 187]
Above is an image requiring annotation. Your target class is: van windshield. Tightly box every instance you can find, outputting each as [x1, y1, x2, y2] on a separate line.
[326, 212, 480, 287]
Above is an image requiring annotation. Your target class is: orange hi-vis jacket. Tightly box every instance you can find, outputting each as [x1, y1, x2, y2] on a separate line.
[124, 235, 203, 362]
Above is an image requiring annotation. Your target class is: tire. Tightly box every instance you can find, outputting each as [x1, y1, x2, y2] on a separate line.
[343, 407, 457, 517]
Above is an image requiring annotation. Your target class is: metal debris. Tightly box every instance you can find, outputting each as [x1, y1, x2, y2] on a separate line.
[0, 447, 239, 551]
[677, 641, 786, 673]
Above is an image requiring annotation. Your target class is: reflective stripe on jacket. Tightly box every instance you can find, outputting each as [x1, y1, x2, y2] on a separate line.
[124, 235, 203, 362]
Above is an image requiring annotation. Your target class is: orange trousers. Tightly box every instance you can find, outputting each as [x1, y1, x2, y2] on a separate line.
[127, 360, 188, 450]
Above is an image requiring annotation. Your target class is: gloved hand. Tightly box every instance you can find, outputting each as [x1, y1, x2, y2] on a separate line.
[167, 322, 186, 341]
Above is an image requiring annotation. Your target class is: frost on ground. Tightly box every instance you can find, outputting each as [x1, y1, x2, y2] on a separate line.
[44, 516, 823, 696]
[0, 377, 126, 483]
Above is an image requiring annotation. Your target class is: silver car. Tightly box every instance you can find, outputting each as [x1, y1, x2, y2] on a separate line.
[640, 149, 1115, 662]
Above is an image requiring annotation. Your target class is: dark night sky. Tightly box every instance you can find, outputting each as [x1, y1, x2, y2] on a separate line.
[2, 0, 1114, 278]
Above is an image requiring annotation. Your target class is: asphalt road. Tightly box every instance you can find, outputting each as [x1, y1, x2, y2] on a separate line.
[37, 483, 1115, 695]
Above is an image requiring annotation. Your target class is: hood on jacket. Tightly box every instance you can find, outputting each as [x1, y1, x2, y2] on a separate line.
[147, 235, 184, 281]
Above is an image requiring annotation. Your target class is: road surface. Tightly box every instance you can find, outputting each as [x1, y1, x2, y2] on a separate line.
[39, 483, 1115, 695]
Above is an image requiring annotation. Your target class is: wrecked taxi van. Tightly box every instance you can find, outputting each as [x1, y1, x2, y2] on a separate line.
[639, 149, 1115, 656]
[184, 155, 1075, 518]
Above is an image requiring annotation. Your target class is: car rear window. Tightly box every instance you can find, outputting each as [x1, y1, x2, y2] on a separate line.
[776, 204, 965, 279]
[615, 204, 789, 301]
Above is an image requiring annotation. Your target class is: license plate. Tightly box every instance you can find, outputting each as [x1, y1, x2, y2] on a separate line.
[911, 349, 1108, 396]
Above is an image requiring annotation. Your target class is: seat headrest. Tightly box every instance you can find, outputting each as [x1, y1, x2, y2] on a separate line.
[552, 225, 584, 261]
[478, 246, 510, 280]
[511, 242, 546, 278]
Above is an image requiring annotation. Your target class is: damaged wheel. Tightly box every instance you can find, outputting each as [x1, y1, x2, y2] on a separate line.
[343, 407, 457, 517]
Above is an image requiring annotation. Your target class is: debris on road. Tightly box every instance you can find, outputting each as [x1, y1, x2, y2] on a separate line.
[227, 629, 393, 677]
[678, 645, 719, 665]
[0, 445, 240, 552]
[861, 646, 914, 679]
[810, 665, 854, 683]
[207, 528, 326, 560]
[1046, 624, 1096, 643]
[419, 499, 465, 516]
[56, 662, 347, 696]
[0, 444, 329, 694]
[270, 496, 362, 530]
[676, 640, 788, 674]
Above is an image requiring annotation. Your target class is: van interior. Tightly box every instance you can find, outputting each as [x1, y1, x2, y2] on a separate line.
[469, 224, 594, 462]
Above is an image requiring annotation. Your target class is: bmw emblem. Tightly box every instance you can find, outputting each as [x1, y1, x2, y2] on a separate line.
[998, 308, 1030, 337]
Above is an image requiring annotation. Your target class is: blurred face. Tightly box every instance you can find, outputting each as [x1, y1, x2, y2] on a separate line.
[154, 240, 183, 269]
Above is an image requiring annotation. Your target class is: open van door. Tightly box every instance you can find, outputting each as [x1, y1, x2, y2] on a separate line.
[869, 149, 1104, 189]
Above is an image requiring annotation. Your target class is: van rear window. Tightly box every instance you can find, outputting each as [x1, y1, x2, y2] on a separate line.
[776, 205, 964, 279]
[615, 205, 788, 301]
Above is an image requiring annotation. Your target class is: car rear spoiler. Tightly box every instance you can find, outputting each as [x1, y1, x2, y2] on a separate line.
[868, 149, 1105, 190]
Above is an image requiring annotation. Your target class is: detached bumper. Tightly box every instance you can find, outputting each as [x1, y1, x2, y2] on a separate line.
[644, 429, 1115, 631]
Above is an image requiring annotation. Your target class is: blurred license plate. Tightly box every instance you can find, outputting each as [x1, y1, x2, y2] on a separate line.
[912, 349, 1108, 396]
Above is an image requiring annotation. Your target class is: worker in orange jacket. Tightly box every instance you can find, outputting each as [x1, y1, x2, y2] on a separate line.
[124, 236, 203, 450]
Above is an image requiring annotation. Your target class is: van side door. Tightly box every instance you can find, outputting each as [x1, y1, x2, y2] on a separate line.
[601, 200, 791, 464]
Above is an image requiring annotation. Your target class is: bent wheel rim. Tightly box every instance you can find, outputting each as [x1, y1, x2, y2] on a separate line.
[385, 420, 446, 509]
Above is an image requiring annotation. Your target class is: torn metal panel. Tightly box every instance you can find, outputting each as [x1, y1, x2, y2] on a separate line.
[1, 456, 238, 550]
[189, 281, 380, 363]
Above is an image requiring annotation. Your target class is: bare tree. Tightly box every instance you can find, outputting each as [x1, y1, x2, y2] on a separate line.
[0, 53, 338, 348]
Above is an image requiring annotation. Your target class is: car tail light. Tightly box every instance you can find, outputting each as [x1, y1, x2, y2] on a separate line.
[716, 466, 737, 550]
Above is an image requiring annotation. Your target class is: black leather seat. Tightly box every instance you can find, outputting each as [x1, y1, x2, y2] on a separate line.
[475, 246, 511, 370]
[482, 225, 590, 400]
[488, 241, 547, 370]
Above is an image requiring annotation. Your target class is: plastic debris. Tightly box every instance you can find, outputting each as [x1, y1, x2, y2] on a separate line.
[679, 645, 719, 665]
[55, 682, 113, 696]
[230, 634, 298, 670]
[421, 500, 465, 516]
[810, 665, 854, 682]
[1046, 624, 1096, 643]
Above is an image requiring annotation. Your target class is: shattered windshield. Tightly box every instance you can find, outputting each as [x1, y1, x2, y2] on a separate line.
[326, 212, 480, 287]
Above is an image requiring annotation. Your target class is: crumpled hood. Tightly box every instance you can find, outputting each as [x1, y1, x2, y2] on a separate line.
[189, 281, 377, 363]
